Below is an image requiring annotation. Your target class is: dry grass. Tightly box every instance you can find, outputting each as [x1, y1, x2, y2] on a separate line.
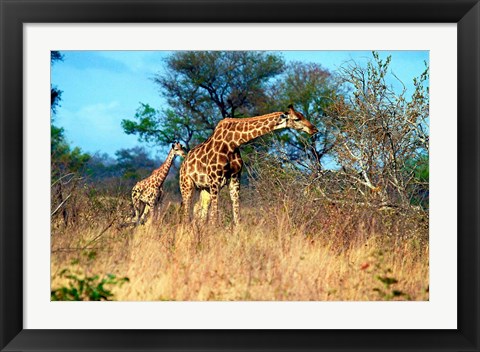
[51, 187, 429, 301]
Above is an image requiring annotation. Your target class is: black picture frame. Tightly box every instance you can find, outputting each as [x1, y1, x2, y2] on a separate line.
[1, 0, 479, 351]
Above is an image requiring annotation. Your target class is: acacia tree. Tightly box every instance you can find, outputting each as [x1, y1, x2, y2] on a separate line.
[325, 52, 429, 207]
[266, 61, 339, 167]
[122, 51, 285, 149]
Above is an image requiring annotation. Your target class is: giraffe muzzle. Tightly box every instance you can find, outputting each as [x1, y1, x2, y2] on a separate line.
[305, 126, 319, 135]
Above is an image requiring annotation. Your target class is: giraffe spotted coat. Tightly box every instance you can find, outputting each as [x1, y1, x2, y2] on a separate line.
[132, 142, 185, 224]
[180, 105, 318, 225]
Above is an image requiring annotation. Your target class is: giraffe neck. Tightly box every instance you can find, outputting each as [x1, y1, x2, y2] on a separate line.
[151, 149, 176, 187]
[217, 112, 285, 148]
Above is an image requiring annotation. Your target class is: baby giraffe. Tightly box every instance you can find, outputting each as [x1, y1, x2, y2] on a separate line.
[131, 142, 186, 225]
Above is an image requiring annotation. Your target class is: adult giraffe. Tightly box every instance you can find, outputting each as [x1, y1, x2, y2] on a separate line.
[179, 105, 318, 225]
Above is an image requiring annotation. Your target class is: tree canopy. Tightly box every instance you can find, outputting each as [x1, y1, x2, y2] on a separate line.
[265, 61, 339, 165]
[324, 52, 429, 207]
[122, 51, 285, 149]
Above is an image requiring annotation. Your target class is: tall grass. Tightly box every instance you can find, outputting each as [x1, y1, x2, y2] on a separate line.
[51, 177, 429, 301]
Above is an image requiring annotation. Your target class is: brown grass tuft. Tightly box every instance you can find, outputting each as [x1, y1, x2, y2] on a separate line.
[51, 187, 429, 301]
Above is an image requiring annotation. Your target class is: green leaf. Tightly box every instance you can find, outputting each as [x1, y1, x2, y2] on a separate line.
[376, 276, 398, 287]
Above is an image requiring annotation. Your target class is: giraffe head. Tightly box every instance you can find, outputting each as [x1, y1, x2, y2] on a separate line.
[282, 104, 318, 135]
[171, 141, 186, 158]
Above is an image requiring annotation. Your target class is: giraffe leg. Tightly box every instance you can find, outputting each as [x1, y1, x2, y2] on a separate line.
[209, 185, 220, 225]
[194, 189, 211, 222]
[132, 189, 142, 223]
[139, 202, 153, 225]
[229, 175, 240, 226]
[180, 175, 194, 222]
[152, 189, 163, 221]
[133, 202, 140, 223]
[135, 202, 146, 226]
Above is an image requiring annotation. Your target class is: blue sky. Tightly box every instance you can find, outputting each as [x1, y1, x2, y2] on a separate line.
[51, 50, 428, 158]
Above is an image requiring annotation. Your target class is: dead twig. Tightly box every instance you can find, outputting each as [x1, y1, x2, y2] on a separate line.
[51, 194, 72, 217]
[82, 218, 116, 249]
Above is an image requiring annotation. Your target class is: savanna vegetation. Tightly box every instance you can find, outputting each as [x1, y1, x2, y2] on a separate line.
[51, 51, 429, 301]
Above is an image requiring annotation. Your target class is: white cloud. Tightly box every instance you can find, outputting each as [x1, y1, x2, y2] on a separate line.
[97, 51, 168, 75]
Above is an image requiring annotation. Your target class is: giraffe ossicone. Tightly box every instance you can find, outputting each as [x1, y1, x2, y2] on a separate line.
[131, 142, 186, 225]
[180, 104, 318, 226]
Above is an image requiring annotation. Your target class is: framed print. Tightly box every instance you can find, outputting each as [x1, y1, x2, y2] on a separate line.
[1, 0, 479, 351]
